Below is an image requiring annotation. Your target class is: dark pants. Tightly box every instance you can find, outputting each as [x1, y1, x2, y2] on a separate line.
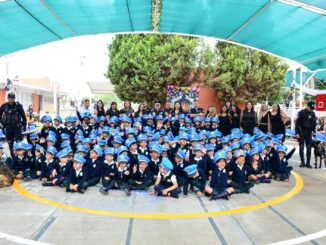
[230, 181, 254, 193]
[88, 177, 100, 187]
[129, 179, 153, 190]
[154, 184, 181, 197]
[5, 127, 23, 157]
[64, 180, 88, 192]
[298, 131, 312, 166]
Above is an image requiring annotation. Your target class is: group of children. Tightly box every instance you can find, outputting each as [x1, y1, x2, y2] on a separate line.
[1, 111, 298, 199]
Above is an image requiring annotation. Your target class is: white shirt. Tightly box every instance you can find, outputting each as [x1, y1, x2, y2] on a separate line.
[158, 171, 177, 184]
[75, 169, 82, 177]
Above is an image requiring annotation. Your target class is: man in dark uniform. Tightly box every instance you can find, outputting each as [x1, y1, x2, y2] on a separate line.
[295, 101, 317, 168]
[150, 101, 164, 117]
[0, 92, 27, 156]
[190, 101, 204, 118]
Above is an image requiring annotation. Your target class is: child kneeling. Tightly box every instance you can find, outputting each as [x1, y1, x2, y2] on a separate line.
[64, 154, 88, 194]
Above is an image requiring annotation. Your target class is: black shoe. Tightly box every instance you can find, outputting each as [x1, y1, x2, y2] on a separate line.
[42, 182, 54, 187]
[262, 179, 271, 184]
[299, 163, 305, 168]
[66, 189, 71, 193]
[77, 189, 84, 194]
[124, 188, 131, 196]
[306, 164, 312, 169]
[99, 188, 109, 195]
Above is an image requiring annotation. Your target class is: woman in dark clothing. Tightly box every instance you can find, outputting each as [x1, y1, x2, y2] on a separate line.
[269, 104, 286, 142]
[219, 105, 231, 136]
[258, 104, 270, 133]
[240, 102, 257, 135]
[171, 102, 183, 117]
[94, 100, 106, 117]
[135, 103, 145, 118]
[119, 101, 134, 118]
[105, 102, 119, 119]
[230, 105, 241, 129]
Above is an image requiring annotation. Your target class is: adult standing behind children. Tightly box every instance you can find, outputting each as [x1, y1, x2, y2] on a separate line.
[76, 98, 91, 122]
[258, 103, 270, 133]
[270, 104, 287, 141]
[240, 102, 257, 135]
[94, 100, 106, 117]
[295, 101, 316, 168]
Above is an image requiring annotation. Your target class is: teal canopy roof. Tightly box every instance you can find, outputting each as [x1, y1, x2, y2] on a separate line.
[0, 0, 325, 74]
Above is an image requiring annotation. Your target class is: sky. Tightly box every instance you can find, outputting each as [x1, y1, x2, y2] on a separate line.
[0, 34, 114, 97]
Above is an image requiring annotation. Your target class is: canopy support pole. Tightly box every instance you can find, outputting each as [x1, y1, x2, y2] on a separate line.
[291, 69, 296, 130]
[299, 67, 303, 110]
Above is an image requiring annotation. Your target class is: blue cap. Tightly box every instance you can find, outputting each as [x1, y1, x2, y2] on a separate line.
[61, 133, 70, 140]
[122, 117, 132, 124]
[178, 132, 189, 141]
[211, 117, 219, 123]
[257, 142, 267, 153]
[240, 138, 251, 146]
[213, 150, 227, 162]
[46, 135, 57, 143]
[175, 148, 186, 159]
[98, 139, 107, 146]
[46, 146, 57, 155]
[204, 117, 211, 123]
[61, 141, 70, 149]
[251, 141, 259, 148]
[73, 153, 86, 164]
[102, 126, 110, 133]
[125, 138, 137, 148]
[249, 147, 259, 156]
[266, 132, 274, 139]
[112, 136, 124, 145]
[91, 115, 98, 122]
[138, 155, 150, 164]
[76, 145, 87, 153]
[206, 144, 216, 151]
[194, 144, 204, 152]
[117, 145, 128, 155]
[91, 145, 103, 157]
[231, 132, 241, 140]
[30, 133, 39, 140]
[54, 115, 62, 124]
[190, 134, 199, 142]
[223, 146, 232, 152]
[24, 143, 33, 151]
[82, 111, 92, 119]
[56, 148, 69, 158]
[286, 129, 296, 137]
[75, 135, 84, 142]
[276, 145, 288, 153]
[193, 116, 202, 122]
[104, 147, 115, 156]
[178, 114, 185, 119]
[161, 157, 173, 171]
[220, 137, 229, 144]
[152, 132, 160, 142]
[41, 115, 52, 123]
[185, 118, 192, 124]
[234, 149, 246, 158]
[150, 144, 162, 154]
[83, 138, 92, 145]
[0, 129, 5, 138]
[98, 116, 106, 122]
[64, 116, 72, 123]
[117, 154, 130, 163]
[255, 131, 265, 140]
[215, 131, 223, 138]
[230, 142, 240, 151]
[184, 164, 198, 176]
[155, 115, 163, 121]
[35, 144, 44, 152]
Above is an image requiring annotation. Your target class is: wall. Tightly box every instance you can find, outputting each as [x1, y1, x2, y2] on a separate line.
[198, 87, 221, 114]
[32, 94, 40, 113]
[0, 89, 6, 105]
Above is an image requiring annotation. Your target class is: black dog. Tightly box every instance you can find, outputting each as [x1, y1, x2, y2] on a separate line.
[312, 140, 326, 169]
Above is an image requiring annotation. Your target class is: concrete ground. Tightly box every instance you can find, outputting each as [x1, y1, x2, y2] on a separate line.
[0, 140, 326, 245]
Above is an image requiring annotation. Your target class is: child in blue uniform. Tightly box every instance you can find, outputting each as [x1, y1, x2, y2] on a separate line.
[183, 164, 206, 198]
[229, 150, 254, 193]
[271, 145, 295, 181]
[172, 148, 188, 186]
[114, 154, 132, 196]
[148, 145, 162, 179]
[99, 147, 117, 195]
[43, 148, 71, 187]
[129, 155, 153, 190]
[64, 154, 88, 194]
[247, 147, 271, 184]
[11, 142, 28, 180]
[206, 151, 234, 200]
[86, 145, 103, 186]
[153, 157, 181, 198]
[40, 146, 57, 182]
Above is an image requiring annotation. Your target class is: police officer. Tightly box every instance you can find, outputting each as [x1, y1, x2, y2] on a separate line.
[0, 92, 27, 156]
[295, 101, 316, 168]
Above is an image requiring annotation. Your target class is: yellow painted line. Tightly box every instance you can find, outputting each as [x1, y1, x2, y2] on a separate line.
[12, 171, 304, 219]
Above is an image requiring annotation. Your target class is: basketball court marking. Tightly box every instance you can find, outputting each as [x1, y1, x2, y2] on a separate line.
[12, 171, 303, 219]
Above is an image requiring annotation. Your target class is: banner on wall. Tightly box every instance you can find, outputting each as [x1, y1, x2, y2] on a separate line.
[166, 85, 200, 107]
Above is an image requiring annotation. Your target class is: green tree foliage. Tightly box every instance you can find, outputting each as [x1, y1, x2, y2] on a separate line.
[107, 34, 216, 104]
[206, 42, 289, 104]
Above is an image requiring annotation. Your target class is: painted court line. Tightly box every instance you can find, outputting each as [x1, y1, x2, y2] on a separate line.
[12, 171, 304, 219]
[269, 229, 326, 245]
[0, 232, 50, 245]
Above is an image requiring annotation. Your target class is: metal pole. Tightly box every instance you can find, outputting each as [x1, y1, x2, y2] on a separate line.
[299, 67, 303, 110]
[291, 69, 296, 130]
